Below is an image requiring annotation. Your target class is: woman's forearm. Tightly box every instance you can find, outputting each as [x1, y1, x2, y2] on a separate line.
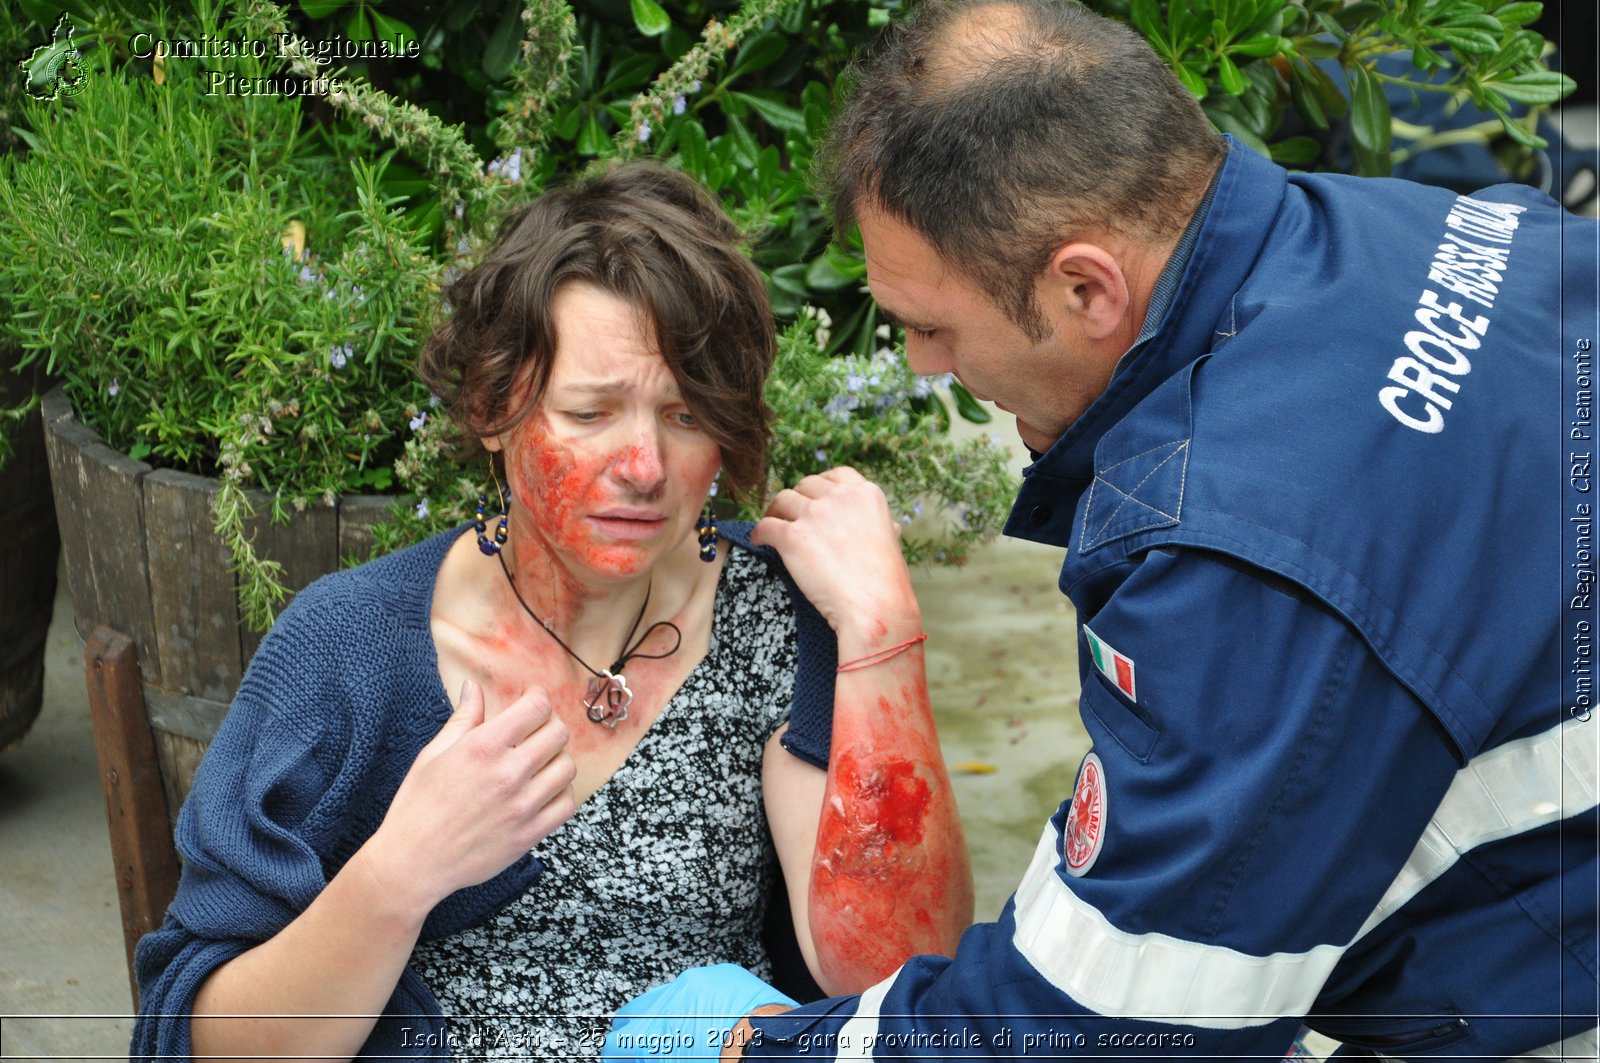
[807, 612, 975, 994]
[747, 467, 976, 993]
[189, 682, 573, 1062]
[190, 840, 432, 1063]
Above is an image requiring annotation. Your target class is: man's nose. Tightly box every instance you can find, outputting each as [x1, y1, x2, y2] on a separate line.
[903, 333, 953, 376]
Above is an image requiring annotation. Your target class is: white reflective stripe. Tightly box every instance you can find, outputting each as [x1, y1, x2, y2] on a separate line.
[1012, 827, 1343, 1027]
[1356, 716, 1599, 941]
[1010, 717, 1598, 1027]
[833, 969, 897, 1061]
[1509, 1025, 1599, 1060]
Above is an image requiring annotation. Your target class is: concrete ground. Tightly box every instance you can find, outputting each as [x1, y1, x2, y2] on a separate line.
[0, 567, 138, 1058]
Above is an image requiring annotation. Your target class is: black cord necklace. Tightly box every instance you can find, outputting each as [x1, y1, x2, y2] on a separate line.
[497, 551, 683, 729]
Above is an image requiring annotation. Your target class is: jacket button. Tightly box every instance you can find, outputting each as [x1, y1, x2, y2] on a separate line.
[1029, 504, 1053, 527]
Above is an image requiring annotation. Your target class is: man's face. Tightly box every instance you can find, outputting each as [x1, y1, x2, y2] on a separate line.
[859, 207, 1116, 455]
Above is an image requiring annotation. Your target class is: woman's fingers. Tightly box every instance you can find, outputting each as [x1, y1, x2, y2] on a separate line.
[377, 682, 577, 904]
[784, 466, 863, 503]
[415, 678, 487, 766]
[508, 708, 571, 781]
[481, 684, 557, 746]
[758, 467, 871, 529]
[760, 487, 806, 524]
[524, 753, 579, 837]
[750, 467, 917, 636]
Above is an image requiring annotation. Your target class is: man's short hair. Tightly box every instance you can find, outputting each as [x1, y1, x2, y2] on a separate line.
[822, 0, 1225, 338]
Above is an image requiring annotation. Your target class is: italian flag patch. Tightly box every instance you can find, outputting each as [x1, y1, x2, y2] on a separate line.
[1083, 624, 1137, 701]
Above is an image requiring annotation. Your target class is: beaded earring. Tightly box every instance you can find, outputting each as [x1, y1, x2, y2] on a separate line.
[696, 478, 719, 562]
[696, 504, 718, 562]
[475, 464, 508, 556]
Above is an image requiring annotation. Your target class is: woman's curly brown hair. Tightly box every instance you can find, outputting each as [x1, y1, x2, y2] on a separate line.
[419, 162, 775, 501]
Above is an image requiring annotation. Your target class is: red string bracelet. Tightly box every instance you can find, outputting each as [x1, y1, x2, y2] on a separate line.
[836, 633, 928, 673]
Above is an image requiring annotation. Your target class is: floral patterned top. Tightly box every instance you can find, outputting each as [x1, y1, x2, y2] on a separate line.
[411, 547, 799, 1061]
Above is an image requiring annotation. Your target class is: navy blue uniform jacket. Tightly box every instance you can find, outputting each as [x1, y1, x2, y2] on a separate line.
[748, 140, 1599, 1060]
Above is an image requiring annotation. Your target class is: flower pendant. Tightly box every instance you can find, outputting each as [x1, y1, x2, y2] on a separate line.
[584, 670, 632, 729]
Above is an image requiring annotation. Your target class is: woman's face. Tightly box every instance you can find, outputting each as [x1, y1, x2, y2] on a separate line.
[491, 282, 721, 582]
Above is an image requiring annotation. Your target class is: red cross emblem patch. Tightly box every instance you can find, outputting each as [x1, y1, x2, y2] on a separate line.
[1063, 752, 1107, 877]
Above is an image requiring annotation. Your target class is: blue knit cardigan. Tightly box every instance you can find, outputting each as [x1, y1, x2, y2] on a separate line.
[130, 521, 837, 1061]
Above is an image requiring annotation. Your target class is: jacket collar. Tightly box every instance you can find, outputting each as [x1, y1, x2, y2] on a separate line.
[1003, 138, 1289, 546]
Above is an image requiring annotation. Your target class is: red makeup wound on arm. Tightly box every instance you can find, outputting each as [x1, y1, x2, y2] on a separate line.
[819, 753, 932, 878]
[810, 681, 970, 989]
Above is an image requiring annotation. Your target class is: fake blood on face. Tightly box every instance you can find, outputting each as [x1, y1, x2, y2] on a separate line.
[508, 422, 649, 577]
[507, 406, 722, 585]
[495, 283, 721, 591]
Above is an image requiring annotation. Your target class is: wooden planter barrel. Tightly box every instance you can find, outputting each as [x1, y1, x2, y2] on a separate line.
[41, 385, 394, 822]
[0, 366, 61, 751]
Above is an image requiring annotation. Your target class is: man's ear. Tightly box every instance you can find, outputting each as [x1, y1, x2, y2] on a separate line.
[1042, 243, 1130, 342]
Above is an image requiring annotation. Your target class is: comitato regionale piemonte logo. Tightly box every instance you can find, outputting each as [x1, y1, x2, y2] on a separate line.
[20, 14, 89, 102]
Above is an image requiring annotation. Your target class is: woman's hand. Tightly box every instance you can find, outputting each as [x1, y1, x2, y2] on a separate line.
[193, 680, 575, 1063]
[751, 467, 920, 644]
[363, 680, 577, 914]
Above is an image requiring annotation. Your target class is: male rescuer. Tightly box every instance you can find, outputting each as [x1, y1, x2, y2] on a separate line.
[606, 0, 1600, 1057]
